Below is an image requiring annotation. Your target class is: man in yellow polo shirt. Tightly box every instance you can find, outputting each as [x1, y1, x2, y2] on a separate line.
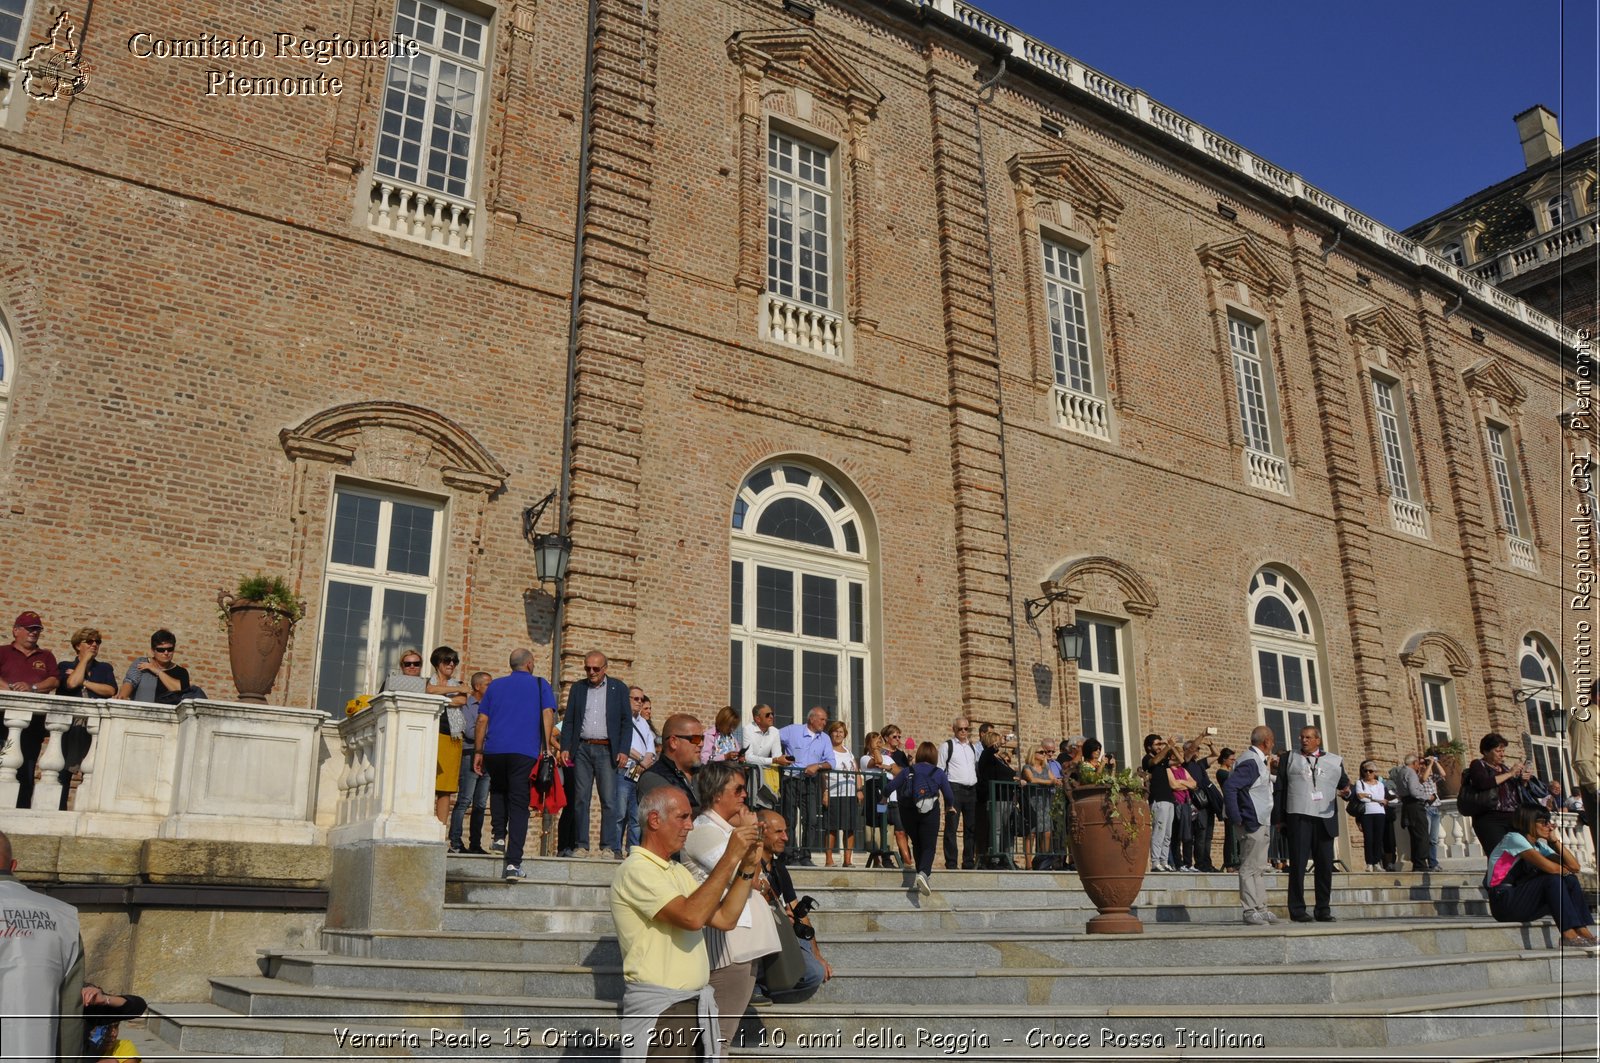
[611, 783, 762, 1060]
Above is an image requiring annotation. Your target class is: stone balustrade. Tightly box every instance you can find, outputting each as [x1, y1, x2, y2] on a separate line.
[0, 690, 348, 843]
[1474, 216, 1598, 287]
[761, 291, 842, 359]
[1389, 496, 1427, 538]
[1507, 534, 1537, 571]
[1245, 448, 1289, 494]
[906, 0, 1578, 350]
[1053, 386, 1109, 439]
[331, 690, 448, 846]
[367, 176, 475, 255]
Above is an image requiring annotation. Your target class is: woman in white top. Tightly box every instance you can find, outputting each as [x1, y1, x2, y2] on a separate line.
[825, 720, 857, 866]
[1354, 761, 1392, 871]
[858, 731, 894, 866]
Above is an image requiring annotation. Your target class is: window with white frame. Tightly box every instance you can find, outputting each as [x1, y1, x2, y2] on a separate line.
[314, 485, 445, 713]
[1042, 237, 1109, 439]
[1230, 316, 1288, 493]
[762, 128, 842, 358]
[1372, 374, 1426, 536]
[0, 311, 12, 444]
[1, 0, 32, 63]
[367, 0, 487, 254]
[1548, 193, 1574, 229]
[1248, 568, 1326, 753]
[730, 463, 870, 736]
[1520, 636, 1570, 791]
[1440, 242, 1465, 267]
[1421, 676, 1456, 752]
[1075, 616, 1130, 766]
[1484, 422, 1534, 569]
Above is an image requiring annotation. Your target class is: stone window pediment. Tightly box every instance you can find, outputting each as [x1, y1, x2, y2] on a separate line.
[726, 29, 884, 115]
[1197, 236, 1288, 303]
[280, 401, 507, 495]
[1008, 150, 1125, 230]
[1461, 358, 1528, 417]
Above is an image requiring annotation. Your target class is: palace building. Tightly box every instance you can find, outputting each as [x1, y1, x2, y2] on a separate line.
[0, 0, 1589, 787]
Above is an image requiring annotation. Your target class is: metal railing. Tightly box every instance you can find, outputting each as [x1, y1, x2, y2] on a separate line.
[983, 780, 1069, 870]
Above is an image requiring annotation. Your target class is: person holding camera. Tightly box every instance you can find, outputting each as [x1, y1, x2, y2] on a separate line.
[1395, 753, 1436, 872]
[755, 809, 831, 1004]
[1465, 733, 1532, 855]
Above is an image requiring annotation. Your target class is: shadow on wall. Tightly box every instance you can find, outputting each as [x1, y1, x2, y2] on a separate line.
[1032, 663, 1054, 708]
[523, 588, 556, 648]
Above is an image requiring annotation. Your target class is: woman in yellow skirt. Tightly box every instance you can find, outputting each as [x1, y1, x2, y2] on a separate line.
[427, 646, 468, 826]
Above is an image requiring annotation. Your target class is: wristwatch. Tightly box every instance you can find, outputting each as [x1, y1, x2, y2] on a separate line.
[737, 870, 756, 881]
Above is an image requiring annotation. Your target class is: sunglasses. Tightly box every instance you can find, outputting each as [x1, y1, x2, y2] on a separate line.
[82, 638, 102, 645]
[401, 660, 423, 668]
[670, 733, 705, 745]
[23, 626, 43, 634]
[153, 646, 176, 653]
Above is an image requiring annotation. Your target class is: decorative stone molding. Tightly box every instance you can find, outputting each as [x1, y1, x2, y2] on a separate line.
[1346, 305, 1420, 371]
[1044, 554, 1159, 617]
[1460, 358, 1528, 420]
[332, 691, 448, 846]
[1007, 150, 1125, 230]
[726, 29, 884, 115]
[1399, 630, 1473, 678]
[1197, 236, 1289, 303]
[279, 401, 508, 495]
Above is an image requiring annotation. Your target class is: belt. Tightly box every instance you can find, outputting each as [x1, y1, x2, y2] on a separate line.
[584, 738, 610, 745]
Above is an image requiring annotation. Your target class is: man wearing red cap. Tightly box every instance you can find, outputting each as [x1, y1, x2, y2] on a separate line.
[2, 611, 60, 808]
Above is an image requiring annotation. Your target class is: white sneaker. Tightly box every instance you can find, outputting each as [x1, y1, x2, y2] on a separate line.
[915, 872, 931, 897]
[570, 848, 592, 859]
[1243, 911, 1269, 926]
[1262, 911, 1279, 924]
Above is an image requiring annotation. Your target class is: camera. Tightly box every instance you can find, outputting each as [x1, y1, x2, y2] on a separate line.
[791, 894, 819, 940]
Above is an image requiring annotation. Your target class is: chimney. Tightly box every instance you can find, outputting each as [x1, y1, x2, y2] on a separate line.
[1515, 105, 1562, 168]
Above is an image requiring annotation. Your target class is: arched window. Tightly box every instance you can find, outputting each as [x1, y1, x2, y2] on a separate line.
[1520, 635, 1570, 789]
[730, 461, 871, 733]
[1548, 193, 1574, 229]
[1248, 567, 1328, 752]
[1440, 241, 1465, 267]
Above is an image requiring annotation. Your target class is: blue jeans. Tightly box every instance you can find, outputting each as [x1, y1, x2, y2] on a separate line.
[570, 741, 620, 852]
[450, 750, 490, 849]
[1426, 803, 1441, 864]
[616, 774, 641, 850]
[763, 937, 825, 1003]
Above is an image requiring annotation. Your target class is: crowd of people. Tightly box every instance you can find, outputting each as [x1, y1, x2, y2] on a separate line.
[4, 610, 207, 809]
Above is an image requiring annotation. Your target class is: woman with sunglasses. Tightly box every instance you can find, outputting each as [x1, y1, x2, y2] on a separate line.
[1353, 761, 1393, 872]
[1484, 805, 1598, 952]
[423, 646, 469, 830]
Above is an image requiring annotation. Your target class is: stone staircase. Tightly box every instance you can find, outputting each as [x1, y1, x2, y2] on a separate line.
[140, 855, 1600, 1061]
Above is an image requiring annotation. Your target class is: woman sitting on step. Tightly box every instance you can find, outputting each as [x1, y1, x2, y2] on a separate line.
[1484, 806, 1599, 952]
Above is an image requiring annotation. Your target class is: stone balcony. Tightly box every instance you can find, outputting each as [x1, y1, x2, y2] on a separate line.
[367, 176, 476, 256]
[1472, 214, 1599, 287]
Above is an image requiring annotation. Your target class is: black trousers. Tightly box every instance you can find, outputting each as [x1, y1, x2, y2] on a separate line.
[1359, 812, 1386, 866]
[944, 782, 976, 869]
[780, 771, 824, 860]
[1285, 814, 1336, 917]
[484, 752, 535, 867]
[904, 800, 940, 877]
[1472, 810, 1514, 857]
[1400, 799, 1430, 868]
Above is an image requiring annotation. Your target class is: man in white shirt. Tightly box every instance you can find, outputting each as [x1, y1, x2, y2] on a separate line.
[938, 717, 980, 870]
[742, 703, 791, 811]
[616, 687, 658, 854]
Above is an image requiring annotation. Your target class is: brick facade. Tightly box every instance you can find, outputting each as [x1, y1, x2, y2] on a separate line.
[0, 0, 1587, 819]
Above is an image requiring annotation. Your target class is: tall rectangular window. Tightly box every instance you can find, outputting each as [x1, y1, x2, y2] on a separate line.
[1076, 617, 1129, 766]
[0, 0, 31, 63]
[1421, 677, 1455, 751]
[1486, 425, 1523, 538]
[767, 130, 832, 311]
[315, 486, 444, 713]
[1373, 378, 1411, 500]
[1043, 240, 1092, 395]
[376, 0, 487, 198]
[1230, 318, 1273, 454]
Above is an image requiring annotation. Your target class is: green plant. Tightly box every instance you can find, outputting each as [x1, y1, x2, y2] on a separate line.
[220, 574, 305, 624]
[1070, 763, 1149, 846]
[1425, 737, 1467, 762]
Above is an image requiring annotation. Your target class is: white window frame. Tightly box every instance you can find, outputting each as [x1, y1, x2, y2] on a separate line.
[1485, 421, 1535, 568]
[1548, 193, 1574, 229]
[313, 483, 446, 713]
[761, 125, 843, 359]
[730, 464, 870, 734]
[1421, 675, 1457, 752]
[365, 0, 488, 255]
[1248, 568, 1326, 752]
[1520, 636, 1571, 791]
[1041, 234, 1109, 440]
[0, 0, 37, 129]
[0, 311, 12, 446]
[1440, 241, 1466, 267]
[0, 0, 35, 64]
[1075, 615, 1131, 767]
[1229, 313, 1289, 494]
[1372, 373, 1427, 537]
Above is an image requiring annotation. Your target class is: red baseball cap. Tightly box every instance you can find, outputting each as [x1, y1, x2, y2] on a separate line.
[13, 611, 42, 629]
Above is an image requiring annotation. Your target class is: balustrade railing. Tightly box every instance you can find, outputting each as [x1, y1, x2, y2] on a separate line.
[333, 690, 448, 845]
[1507, 535, 1537, 571]
[1389, 496, 1427, 538]
[1246, 448, 1290, 494]
[761, 292, 842, 359]
[368, 177, 475, 255]
[910, 0, 1575, 349]
[1053, 386, 1109, 439]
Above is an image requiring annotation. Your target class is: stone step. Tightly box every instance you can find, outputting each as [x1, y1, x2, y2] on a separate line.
[323, 918, 1561, 969]
[260, 945, 1591, 1007]
[166, 983, 1599, 1055]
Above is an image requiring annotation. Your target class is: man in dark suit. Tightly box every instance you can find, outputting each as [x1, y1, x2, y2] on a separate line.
[561, 649, 632, 858]
[1273, 725, 1350, 923]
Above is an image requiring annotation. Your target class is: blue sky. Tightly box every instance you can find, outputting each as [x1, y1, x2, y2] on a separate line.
[972, 0, 1599, 229]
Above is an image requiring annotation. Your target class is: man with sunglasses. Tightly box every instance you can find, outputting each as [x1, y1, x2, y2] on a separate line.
[117, 629, 191, 704]
[560, 650, 632, 859]
[2, 611, 59, 808]
[639, 713, 704, 814]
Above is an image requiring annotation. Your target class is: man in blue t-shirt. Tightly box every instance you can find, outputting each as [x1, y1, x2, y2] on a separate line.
[473, 648, 556, 881]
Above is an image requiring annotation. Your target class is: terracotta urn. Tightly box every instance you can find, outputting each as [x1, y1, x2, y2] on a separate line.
[1436, 754, 1463, 800]
[1069, 784, 1152, 934]
[219, 591, 299, 704]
